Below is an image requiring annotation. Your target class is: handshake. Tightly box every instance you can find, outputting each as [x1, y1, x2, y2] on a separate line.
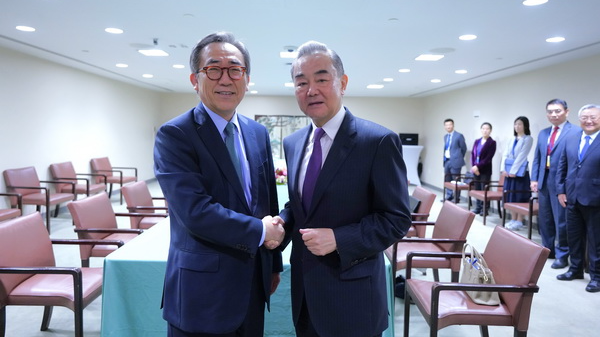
[262, 215, 285, 250]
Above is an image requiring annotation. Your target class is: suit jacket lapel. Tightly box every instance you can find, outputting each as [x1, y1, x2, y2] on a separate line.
[550, 122, 571, 155]
[193, 105, 249, 211]
[289, 125, 311, 217]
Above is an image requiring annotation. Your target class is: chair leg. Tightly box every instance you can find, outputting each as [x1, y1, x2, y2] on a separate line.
[497, 200, 502, 218]
[433, 269, 440, 282]
[82, 259, 90, 268]
[45, 205, 51, 233]
[1, 306, 6, 337]
[479, 325, 490, 337]
[108, 183, 113, 198]
[451, 270, 459, 282]
[514, 329, 527, 337]
[403, 291, 411, 337]
[53, 204, 60, 217]
[40, 306, 53, 331]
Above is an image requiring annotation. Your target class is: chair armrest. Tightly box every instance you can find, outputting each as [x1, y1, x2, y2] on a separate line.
[112, 166, 138, 178]
[410, 212, 430, 219]
[74, 228, 144, 234]
[397, 238, 466, 244]
[52, 238, 124, 247]
[115, 212, 168, 218]
[0, 266, 82, 276]
[431, 282, 539, 294]
[79, 172, 108, 185]
[126, 206, 169, 212]
[410, 221, 436, 227]
[0, 192, 23, 210]
[40, 180, 76, 194]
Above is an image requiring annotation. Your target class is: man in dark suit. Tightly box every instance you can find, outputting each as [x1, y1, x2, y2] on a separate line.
[443, 118, 467, 202]
[531, 98, 579, 269]
[275, 41, 412, 337]
[556, 104, 600, 293]
[153, 32, 285, 336]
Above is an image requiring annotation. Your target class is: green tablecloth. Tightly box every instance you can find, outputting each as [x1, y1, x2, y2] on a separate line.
[101, 218, 394, 337]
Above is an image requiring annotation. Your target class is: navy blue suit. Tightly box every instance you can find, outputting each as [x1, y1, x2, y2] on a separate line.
[279, 109, 411, 337]
[556, 130, 600, 281]
[531, 122, 579, 258]
[154, 103, 282, 334]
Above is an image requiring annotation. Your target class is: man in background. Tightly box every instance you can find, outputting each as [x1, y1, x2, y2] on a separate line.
[276, 40, 411, 337]
[154, 32, 284, 336]
[556, 104, 600, 293]
[443, 118, 467, 202]
[531, 98, 579, 269]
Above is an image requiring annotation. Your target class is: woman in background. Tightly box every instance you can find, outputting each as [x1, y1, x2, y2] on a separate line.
[501, 116, 534, 230]
[470, 122, 497, 215]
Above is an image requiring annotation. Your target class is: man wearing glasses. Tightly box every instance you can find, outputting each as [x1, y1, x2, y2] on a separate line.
[154, 32, 285, 336]
[556, 104, 600, 293]
[530, 99, 579, 269]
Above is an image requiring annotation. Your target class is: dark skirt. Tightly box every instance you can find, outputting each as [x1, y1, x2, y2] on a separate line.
[504, 173, 531, 203]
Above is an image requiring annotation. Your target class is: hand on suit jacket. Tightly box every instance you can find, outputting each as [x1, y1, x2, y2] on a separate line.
[558, 193, 567, 208]
[299, 228, 337, 256]
[263, 215, 285, 249]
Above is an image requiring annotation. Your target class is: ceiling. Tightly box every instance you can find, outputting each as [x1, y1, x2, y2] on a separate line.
[2, 0, 600, 98]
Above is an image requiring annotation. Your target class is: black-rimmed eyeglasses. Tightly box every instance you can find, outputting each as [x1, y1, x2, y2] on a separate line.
[198, 66, 247, 81]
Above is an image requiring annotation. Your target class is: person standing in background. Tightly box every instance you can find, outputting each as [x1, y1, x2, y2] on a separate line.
[153, 32, 284, 337]
[276, 40, 411, 337]
[556, 104, 600, 293]
[470, 122, 497, 215]
[531, 99, 580, 269]
[443, 118, 467, 202]
[501, 116, 534, 231]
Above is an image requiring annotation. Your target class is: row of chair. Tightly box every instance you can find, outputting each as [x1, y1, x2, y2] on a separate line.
[1, 157, 137, 232]
[0, 181, 168, 336]
[444, 173, 539, 238]
[385, 185, 549, 336]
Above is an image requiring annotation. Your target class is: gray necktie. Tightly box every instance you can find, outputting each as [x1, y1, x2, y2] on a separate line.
[224, 122, 243, 186]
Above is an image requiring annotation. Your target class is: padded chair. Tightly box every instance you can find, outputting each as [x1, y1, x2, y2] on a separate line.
[443, 173, 470, 203]
[49, 161, 106, 198]
[467, 173, 506, 225]
[0, 193, 22, 222]
[406, 186, 437, 238]
[90, 157, 137, 204]
[121, 181, 168, 229]
[503, 195, 539, 240]
[67, 192, 146, 267]
[0, 212, 122, 337]
[3, 166, 75, 232]
[385, 201, 475, 283]
[403, 226, 550, 337]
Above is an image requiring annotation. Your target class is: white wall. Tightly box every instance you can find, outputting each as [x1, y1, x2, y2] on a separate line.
[420, 53, 600, 188]
[0, 46, 162, 208]
[2, 43, 599, 209]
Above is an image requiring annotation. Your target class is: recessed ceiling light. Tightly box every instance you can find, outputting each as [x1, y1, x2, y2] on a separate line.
[431, 79, 442, 83]
[138, 49, 169, 57]
[105, 28, 123, 34]
[415, 54, 444, 61]
[455, 69, 468, 74]
[116, 63, 128, 68]
[459, 34, 477, 41]
[546, 36, 565, 43]
[522, 0, 548, 6]
[398, 68, 411, 73]
[172, 64, 185, 69]
[250, 90, 258, 94]
[284, 82, 294, 88]
[142, 74, 154, 78]
[367, 84, 384, 89]
[16, 25, 35, 32]
[248, 82, 255, 86]
[280, 51, 298, 59]
[383, 78, 394, 82]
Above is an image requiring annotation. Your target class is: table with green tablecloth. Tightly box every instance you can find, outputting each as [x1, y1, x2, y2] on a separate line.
[101, 218, 395, 337]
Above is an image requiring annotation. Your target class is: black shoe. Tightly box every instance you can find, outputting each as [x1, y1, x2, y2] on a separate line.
[472, 208, 482, 215]
[585, 280, 600, 293]
[557, 271, 584, 281]
[551, 258, 569, 269]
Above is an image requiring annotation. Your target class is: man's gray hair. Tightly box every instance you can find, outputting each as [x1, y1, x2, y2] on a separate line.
[291, 41, 344, 79]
